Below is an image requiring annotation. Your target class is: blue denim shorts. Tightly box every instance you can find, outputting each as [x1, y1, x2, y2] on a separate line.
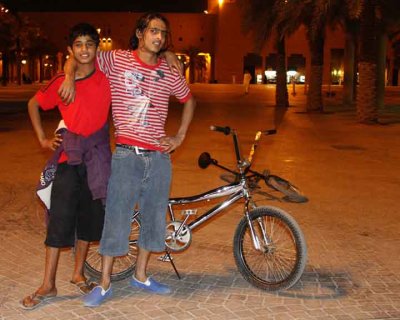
[100, 146, 171, 256]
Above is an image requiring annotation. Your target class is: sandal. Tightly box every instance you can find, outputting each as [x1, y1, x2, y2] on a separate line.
[20, 289, 57, 310]
[70, 279, 97, 295]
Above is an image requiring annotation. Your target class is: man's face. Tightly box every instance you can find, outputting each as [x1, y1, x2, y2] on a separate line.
[139, 18, 168, 54]
[68, 35, 97, 65]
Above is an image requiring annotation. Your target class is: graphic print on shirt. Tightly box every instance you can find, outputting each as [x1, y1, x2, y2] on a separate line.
[124, 69, 166, 127]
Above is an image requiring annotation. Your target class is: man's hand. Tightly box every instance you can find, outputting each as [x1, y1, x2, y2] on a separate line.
[159, 134, 185, 153]
[58, 76, 75, 105]
[58, 49, 77, 104]
[40, 133, 63, 151]
[164, 51, 183, 76]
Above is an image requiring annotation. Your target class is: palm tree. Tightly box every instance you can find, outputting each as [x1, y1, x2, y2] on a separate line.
[280, 0, 349, 112]
[373, 1, 400, 108]
[356, 0, 379, 123]
[0, 9, 17, 85]
[351, 0, 400, 123]
[182, 46, 207, 84]
[0, 10, 40, 85]
[23, 24, 58, 83]
[342, 19, 359, 107]
[238, 0, 289, 108]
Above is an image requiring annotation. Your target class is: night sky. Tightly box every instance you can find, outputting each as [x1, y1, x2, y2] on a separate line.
[2, 0, 208, 13]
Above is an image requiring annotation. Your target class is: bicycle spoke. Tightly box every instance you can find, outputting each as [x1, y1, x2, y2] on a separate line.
[241, 214, 299, 284]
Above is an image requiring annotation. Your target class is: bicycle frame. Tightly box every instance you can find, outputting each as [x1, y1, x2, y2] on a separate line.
[162, 127, 276, 251]
[168, 181, 246, 231]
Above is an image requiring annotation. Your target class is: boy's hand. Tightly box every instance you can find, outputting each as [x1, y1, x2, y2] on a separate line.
[40, 133, 63, 151]
[58, 76, 76, 105]
[164, 51, 183, 76]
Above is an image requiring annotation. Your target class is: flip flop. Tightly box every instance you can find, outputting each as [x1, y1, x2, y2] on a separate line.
[20, 290, 57, 310]
[70, 279, 97, 295]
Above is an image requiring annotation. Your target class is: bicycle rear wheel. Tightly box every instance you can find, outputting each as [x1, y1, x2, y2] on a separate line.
[85, 217, 140, 282]
[233, 206, 307, 291]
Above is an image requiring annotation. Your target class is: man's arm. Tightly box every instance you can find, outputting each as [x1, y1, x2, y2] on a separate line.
[159, 96, 196, 153]
[57, 51, 77, 104]
[28, 97, 62, 151]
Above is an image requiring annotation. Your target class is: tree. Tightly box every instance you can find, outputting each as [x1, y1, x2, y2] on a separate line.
[0, 9, 17, 85]
[280, 0, 348, 112]
[23, 24, 58, 83]
[340, 0, 400, 122]
[238, 0, 289, 108]
[352, 0, 400, 123]
[182, 46, 207, 84]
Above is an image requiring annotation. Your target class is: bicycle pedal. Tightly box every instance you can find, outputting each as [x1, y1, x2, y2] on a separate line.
[181, 209, 197, 216]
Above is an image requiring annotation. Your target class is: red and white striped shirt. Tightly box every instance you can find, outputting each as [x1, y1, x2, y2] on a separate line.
[97, 50, 192, 150]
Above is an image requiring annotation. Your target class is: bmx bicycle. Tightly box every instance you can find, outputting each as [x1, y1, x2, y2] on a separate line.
[85, 126, 308, 291]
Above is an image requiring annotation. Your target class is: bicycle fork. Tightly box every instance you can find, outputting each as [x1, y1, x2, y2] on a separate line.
[244, 198, 271, 251]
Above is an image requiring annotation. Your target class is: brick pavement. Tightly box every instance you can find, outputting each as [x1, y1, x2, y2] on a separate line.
[0, 84, 399, 319]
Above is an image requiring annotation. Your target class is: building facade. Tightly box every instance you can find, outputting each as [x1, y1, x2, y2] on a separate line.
[3, 0, 399, 86]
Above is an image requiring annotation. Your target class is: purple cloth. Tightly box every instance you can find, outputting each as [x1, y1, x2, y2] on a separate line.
[37, 125, 111, 208]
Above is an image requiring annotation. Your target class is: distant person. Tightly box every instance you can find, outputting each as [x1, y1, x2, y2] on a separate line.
[22, 73, 32, 84]
[61, 12, 195, 307]
[21, 22, 112, 310]
[243, 70, 252, 94]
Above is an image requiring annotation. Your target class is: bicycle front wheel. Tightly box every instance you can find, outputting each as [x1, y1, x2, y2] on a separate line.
[233, 206, 307, 291]
[85, 216, 140, 282]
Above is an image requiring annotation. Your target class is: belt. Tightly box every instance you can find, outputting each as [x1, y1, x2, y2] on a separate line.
[116, 143, 156, 155]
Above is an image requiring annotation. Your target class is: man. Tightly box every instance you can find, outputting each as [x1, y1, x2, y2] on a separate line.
[243, 70, 252, 94]
[21, 23, 112, 309]
[63, 12, 196, 307]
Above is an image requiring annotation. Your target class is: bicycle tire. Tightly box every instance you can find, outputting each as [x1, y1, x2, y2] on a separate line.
[233, 206, 307, 291]
[84, 217, 140, 282]
[266, 175, 308, 203]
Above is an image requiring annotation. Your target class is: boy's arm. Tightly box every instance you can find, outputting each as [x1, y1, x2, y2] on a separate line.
[57, 54, 77, 104]
[159, 96, 196, 153]
[28, 96, 62, 151]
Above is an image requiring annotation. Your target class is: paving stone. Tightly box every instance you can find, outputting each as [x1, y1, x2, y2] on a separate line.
[1, 84, 400, 319]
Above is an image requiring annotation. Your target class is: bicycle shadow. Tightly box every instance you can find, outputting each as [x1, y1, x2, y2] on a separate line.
[275, 267, 351, 300]
[152, 265, 352, 301]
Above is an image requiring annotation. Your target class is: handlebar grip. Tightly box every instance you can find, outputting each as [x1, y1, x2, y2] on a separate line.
[263, 129, 277, 135]
[210, 125, 231, 135]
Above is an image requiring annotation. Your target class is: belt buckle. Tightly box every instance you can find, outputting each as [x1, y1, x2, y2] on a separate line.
[134, 146, 144, 155]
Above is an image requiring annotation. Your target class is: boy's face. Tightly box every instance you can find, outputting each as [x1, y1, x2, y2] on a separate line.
[68, 35, 97, 65]
[138, 18, 168, 54]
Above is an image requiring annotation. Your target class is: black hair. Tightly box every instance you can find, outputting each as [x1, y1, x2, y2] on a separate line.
[129, 12, 171, 52]
[68, 23, 100, 47]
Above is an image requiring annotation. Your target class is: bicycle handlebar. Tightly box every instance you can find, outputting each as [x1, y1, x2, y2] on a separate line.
[210, 125, 231, 135]
[210, 125, 277, 172]
[262, 129, 277, 136]
[210, 125, 277, 137]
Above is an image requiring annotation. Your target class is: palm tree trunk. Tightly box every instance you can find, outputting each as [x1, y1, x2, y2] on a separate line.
[39, 55, 44, 83]
[16, 42, 22, 86]
[275, 37, 289, 108]
[1, 52, 9, 86]
[357, 0, 378, 123]
[307, 33, 324, 112]
[343, 29, 356, 106]
[376, 28, 387, 108]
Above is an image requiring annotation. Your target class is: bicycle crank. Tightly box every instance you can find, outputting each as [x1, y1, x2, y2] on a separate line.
[165, 221, 192, 252]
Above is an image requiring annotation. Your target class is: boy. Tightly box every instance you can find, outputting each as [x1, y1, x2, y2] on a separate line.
[62, 12, 196, 307]
[21, 23, 112, 309]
